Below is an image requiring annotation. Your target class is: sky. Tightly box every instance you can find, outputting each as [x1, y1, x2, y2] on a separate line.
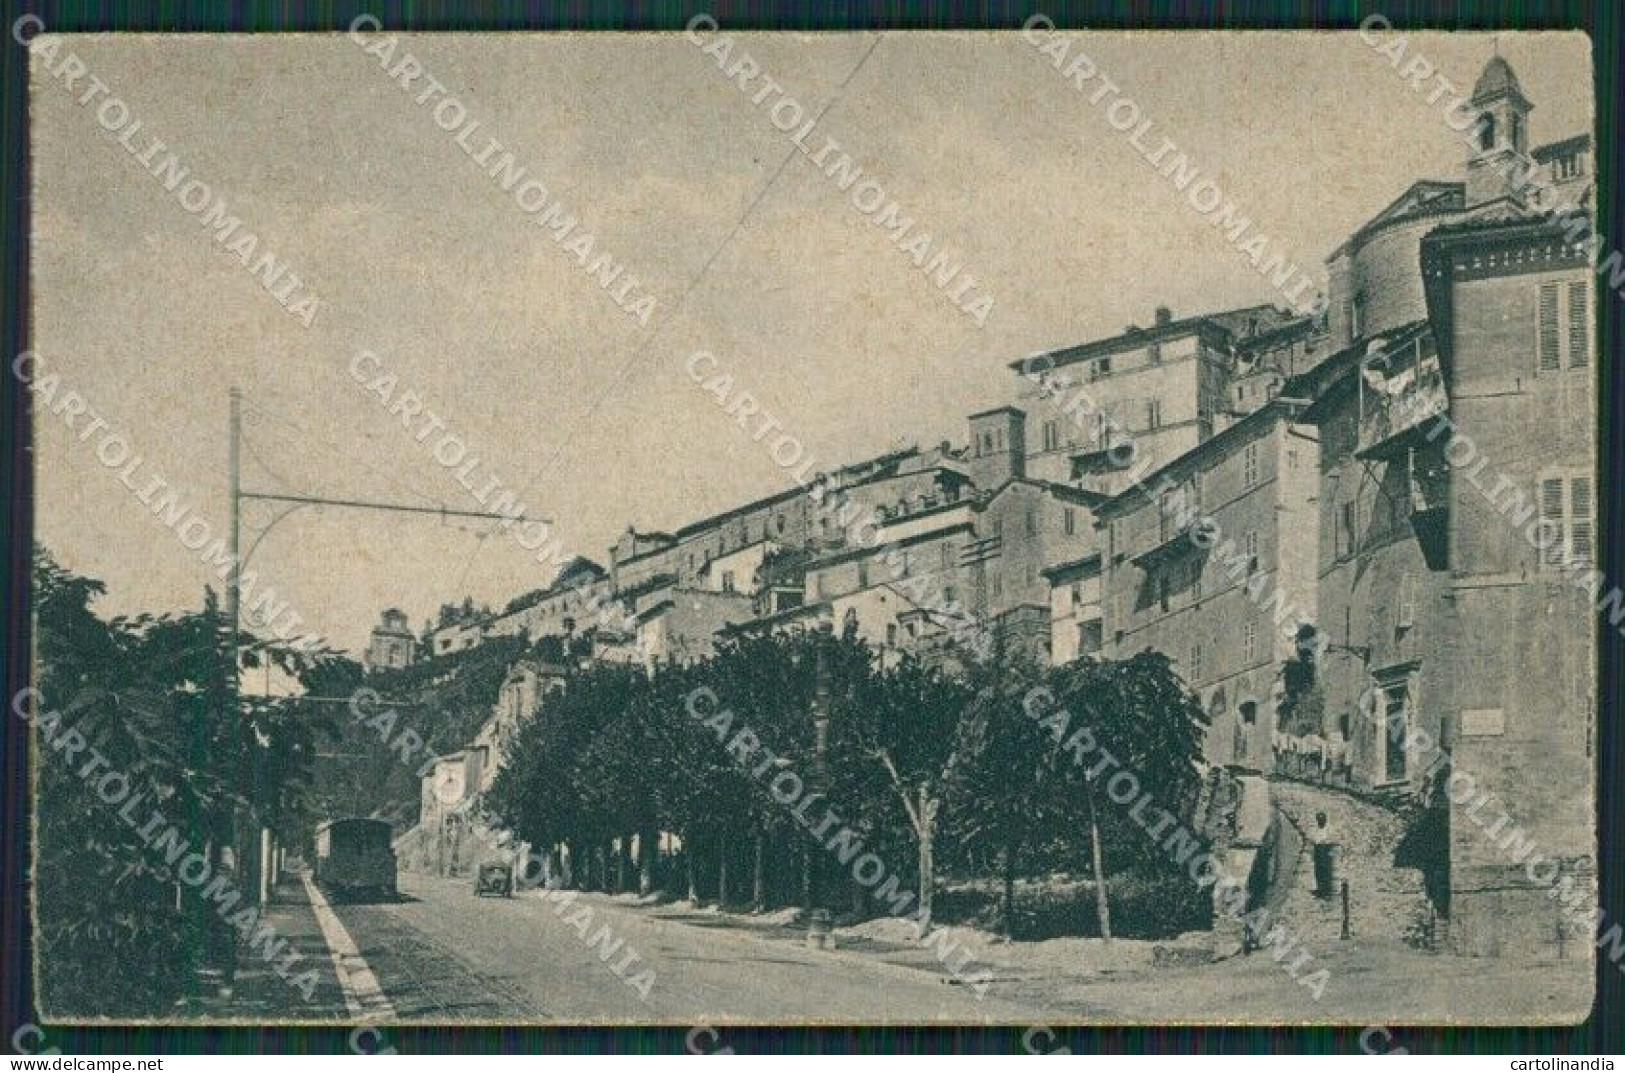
[28, 30, 1592, 654]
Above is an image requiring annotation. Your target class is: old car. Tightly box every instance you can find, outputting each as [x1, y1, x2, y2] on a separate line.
[474, 859, 514, 898]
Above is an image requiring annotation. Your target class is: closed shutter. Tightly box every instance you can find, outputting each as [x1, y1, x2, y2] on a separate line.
[1540, 477, 1566, 567]
[1568, 281, 1589, 367]
[1570, 476, 1594, 566]
[1538, 282, 1561, 371]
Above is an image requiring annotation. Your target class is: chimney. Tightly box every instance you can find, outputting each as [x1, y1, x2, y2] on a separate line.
[1154, 305, 1173, 327]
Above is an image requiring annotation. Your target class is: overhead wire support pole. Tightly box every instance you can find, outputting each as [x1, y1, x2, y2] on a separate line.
[227, 389, 555, 921]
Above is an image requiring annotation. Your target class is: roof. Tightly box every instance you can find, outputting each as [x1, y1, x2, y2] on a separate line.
[967, 405, 1026, 421]
[1096, 397, 1311, 519]
[1328, 180, 1465, 261]
[1042, 553, 1103, 582]
[1533, 133, 1591, 161]
[984, 476, 1110, 509]
[1006, 305, 1276, 374]
[1294, 321, 1432, 425]
[1472, 55, 1527, 105]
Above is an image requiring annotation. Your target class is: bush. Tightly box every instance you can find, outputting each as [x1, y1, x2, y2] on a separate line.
[937, 870, 1213, 941]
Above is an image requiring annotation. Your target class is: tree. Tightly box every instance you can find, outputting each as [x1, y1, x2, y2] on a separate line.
[948, 650, 1057, 937]
[1034, 652, 1209, 942]
[31, 548, 338, 1014]
[847, 654, 978, 930]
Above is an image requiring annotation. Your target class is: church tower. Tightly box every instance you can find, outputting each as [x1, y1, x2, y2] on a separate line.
[1464, 54, 1535, 209]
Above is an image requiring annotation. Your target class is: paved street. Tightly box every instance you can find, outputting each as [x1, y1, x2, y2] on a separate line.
[325, 874, 1060, 1023]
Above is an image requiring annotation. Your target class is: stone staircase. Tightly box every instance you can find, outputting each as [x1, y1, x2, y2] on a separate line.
[1266, 778, 1431, 947]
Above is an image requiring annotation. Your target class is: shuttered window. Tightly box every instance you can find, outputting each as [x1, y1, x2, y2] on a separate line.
[1568, 281, 1589, 367]
[1571, 477, 1594, 566]
[1539, 279, 1590, 372]
[1538, 473, 1594, 569]
[1538, 283, 1561, 371]
[1539, 477, 1566, 567]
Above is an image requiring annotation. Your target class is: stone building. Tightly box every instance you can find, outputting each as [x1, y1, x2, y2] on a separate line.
[1097, 398, 1321, 767]
[363, 608, 416, 673]
[1288, 53, 1595, 958]
[1419, 210, 1595, 958]
[1011, 304, 1300, 496]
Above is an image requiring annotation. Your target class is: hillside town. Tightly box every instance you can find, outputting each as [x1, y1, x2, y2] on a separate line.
[23, 42, 1603, 1032]
[366, 53, 1596, 975]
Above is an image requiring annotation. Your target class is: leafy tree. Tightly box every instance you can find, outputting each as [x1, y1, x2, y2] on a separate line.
[31, 548, 338, 1014]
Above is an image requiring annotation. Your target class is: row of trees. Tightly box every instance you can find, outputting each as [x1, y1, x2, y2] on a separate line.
[32, 549, 340, 1015]
[484, 627, 1212, 939]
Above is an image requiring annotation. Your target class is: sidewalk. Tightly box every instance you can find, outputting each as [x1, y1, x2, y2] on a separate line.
[173, 876, 350, 1022]
[613, 894, 1180, 988]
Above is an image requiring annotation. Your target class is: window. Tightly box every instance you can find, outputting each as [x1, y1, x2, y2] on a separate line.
[1190, 642, 1203, 681]
[1380, 679, 1411, 782]
[1539, 280, 1590, 371]
[1242, 443, 1260, 489]
[1568, 281, 1590, 368]
[1244, 530, 1259, 572]
[1090, 356, 1112, 381]
[1192, 567, 1203, 602]
[992, 574, 1003, 600]
[1350, 293, 1366, 339]
[1239, 700, 1258, 725]
[1042, 420, 1060, 452]
[1146, 399, 1163, 430]
[1026, 509, 1038, 537]
[940, 543, 952, 569]
[1158, 574, 1170, 613]
[1242, 620, 1258, 662]
[1148, 341, 1162, 364]
[886, 623, 898, 647]
[720, 571, 736, 592]
[1539, 473, 1594, 568]
[993, 518, 1004, 541]
[1477, 111, 1496, 152]
[1337, 500, 1358, 558]
[776, 514, 787, 534]
[1064, 507, 1077, 536]
[857, 562, 869, 588]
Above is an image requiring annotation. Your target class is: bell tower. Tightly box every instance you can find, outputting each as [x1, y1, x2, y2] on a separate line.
[1464, 53, 1534, 209]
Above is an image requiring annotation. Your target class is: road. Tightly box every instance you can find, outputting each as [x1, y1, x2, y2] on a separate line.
[327, 873, 1060, 1023]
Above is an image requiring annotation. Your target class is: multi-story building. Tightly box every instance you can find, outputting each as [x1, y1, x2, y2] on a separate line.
[1291, 53, 1595, 959]
[1419, 209, 1595, 957]
[1044, 554, 1104, 667]
[1098, 398, 1321, 766]
[1012, 304, 1300, 496]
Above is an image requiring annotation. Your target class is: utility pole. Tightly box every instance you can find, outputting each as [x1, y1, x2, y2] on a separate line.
[224, 389, 548, 913]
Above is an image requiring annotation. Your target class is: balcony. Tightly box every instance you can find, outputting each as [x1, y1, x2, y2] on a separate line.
[1356, 358, 1449, 461]
[1408, 449, 1450, 571]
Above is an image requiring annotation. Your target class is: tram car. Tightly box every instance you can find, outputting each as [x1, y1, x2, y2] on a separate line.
[314, 818, 397, 901]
